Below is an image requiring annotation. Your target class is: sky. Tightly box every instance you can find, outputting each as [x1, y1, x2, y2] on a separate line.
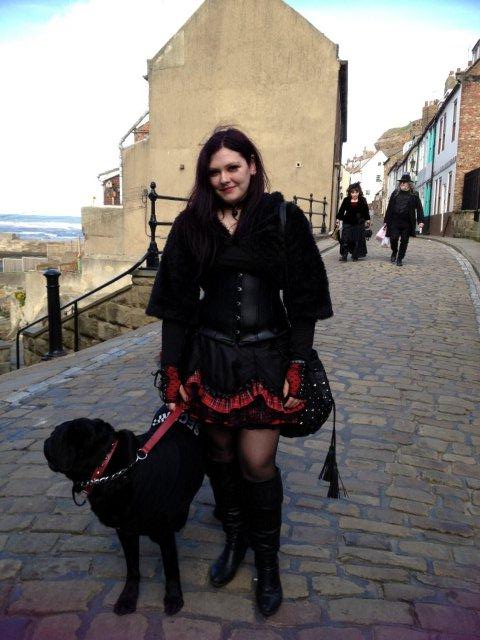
[0, 0, 478, 215]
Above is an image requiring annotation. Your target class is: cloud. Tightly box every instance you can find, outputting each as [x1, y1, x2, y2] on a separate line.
[0, 0, 202, 214]
[302, 7, 478, 158]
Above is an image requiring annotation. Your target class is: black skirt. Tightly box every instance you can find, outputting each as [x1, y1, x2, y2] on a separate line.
[183, 332, 305, 429]
[340, 224, 367, 258]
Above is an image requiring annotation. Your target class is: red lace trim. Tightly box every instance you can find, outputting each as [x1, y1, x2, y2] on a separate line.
[184, 371, 305, 415]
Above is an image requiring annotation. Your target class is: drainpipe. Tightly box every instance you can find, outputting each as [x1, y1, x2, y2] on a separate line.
[426, 125, 437, 235]
[118, 110, 149, 204]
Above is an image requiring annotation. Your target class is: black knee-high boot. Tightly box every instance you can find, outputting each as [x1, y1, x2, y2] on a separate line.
[244, 468, 283, 617]
[206, 460, 248, 587]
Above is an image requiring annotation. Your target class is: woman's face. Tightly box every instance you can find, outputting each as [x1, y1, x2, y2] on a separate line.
[350, 189, 359, 198]
[208, 147, 256, 207]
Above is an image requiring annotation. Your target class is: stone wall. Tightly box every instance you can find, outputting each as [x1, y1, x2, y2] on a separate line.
[22, 269, 157, 366]
[452, 210, 480, 240]
[0, 340, 11, 375]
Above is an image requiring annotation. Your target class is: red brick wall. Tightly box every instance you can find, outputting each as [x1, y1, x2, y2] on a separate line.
[103, 174, 120, 205]
[454, 61, 480, 210]
[134, 122, 150, 143]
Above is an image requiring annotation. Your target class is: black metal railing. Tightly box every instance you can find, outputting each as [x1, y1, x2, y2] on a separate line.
[146, 182, 188, 269]
[15, 252, 149, 369]
[293, 194, 329, 233]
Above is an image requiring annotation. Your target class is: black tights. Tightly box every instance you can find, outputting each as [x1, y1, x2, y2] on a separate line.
[203, 423, 280, 482]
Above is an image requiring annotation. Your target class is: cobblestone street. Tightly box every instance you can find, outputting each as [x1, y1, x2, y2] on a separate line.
[0, 234, 479, 639]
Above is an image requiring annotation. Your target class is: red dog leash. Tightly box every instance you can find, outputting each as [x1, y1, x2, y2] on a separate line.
[137, 405, 184, 459]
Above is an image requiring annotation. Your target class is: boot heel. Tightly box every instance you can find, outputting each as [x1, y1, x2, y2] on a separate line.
[209, 534, 248, 587]
[256, 557, 283, 616]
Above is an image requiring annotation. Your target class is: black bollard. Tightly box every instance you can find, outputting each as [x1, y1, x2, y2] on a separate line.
[43, 269, 66, 360]
[321, 197, 328, 234]
[146, 182, 160, 269]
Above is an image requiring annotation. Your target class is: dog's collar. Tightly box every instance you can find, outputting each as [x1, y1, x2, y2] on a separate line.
[85, 439, 118, 496]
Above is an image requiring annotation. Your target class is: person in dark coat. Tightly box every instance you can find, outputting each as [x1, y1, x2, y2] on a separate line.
[146, 127, 333, 617]
[384, 173, 424, 266]
[335, 182, 371, 261]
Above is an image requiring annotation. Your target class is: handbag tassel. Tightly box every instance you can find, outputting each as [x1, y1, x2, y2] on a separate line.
[318, 402, 348, 499]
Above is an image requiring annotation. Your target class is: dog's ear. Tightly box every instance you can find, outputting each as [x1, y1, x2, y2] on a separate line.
[77, 419, 115, 457]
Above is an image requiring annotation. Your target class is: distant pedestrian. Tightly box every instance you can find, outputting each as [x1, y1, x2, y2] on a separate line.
[146, 127, 333, 617]
[384, 173, 424, 266]
[335, 182, 371, 262]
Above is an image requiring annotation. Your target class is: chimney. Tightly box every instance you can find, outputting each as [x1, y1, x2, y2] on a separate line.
[422, 100, 438, 129]
[444, 70, 457, 95]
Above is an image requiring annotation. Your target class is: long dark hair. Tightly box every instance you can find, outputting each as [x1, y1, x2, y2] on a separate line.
[179, 127, 269, 271]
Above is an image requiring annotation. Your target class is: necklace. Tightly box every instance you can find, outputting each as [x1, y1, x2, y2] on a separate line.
[219, 206, 241, 234]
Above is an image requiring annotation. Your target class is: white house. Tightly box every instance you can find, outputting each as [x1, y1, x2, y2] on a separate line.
[350, 150, 387, 204]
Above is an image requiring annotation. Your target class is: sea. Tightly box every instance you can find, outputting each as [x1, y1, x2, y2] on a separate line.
[0, 213, 83, 241]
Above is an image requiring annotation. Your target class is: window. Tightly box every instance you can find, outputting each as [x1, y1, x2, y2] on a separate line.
[365, 190, 370, 196]
[419, 140, 425, 170]
[376, 175, 381, 182]
[437, 114, 447, 154]
[452, 100, 458, 142]
[378, 161, 382, 166]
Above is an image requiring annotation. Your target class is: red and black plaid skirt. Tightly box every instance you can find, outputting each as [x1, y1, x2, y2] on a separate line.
[183, 332, 304, 429]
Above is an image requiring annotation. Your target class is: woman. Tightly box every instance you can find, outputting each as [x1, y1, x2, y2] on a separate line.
[335, 182, 371, 261]
[146, 127, 333, 617]
[384, 173, 424, 266]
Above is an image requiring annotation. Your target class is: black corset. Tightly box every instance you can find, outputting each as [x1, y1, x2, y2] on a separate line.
[199, 269, 289, 344]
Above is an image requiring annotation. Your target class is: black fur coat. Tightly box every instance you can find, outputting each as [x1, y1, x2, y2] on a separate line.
[146, 192, 333, 326]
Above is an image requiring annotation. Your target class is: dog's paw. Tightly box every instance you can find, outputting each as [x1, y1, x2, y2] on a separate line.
[164, 593, 184, 616]
[114, 581, 139, 616]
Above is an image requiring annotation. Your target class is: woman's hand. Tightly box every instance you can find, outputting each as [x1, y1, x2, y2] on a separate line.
[167, 384, 189, 412]
[282, 379, 302, 409]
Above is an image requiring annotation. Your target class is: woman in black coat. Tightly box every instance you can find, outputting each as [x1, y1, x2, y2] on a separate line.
[384, 173, 424, 266]
[146, 127, 333, 617]
[335, 182, 371, 261]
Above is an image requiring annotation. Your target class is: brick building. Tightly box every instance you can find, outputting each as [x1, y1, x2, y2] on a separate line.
[98, 168, 121, 206]
[453, 57, 480, 213]
[385, 40, 480, 235]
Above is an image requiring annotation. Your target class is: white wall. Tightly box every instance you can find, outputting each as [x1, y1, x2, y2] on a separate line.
[360, 150, 387, 203]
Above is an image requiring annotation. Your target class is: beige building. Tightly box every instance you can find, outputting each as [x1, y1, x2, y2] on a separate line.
[85, 0, 347, 264]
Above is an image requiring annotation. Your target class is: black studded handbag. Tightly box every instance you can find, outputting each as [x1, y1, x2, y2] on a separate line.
[279, 348, 334, 439]
[278, 202, 346, 498]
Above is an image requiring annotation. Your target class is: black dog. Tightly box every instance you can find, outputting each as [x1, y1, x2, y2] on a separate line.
[44, 408, 204, 616]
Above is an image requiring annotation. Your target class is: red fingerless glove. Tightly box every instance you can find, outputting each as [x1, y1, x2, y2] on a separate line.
[286, 360, 306, 398]
[159, 365, 181, 403]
